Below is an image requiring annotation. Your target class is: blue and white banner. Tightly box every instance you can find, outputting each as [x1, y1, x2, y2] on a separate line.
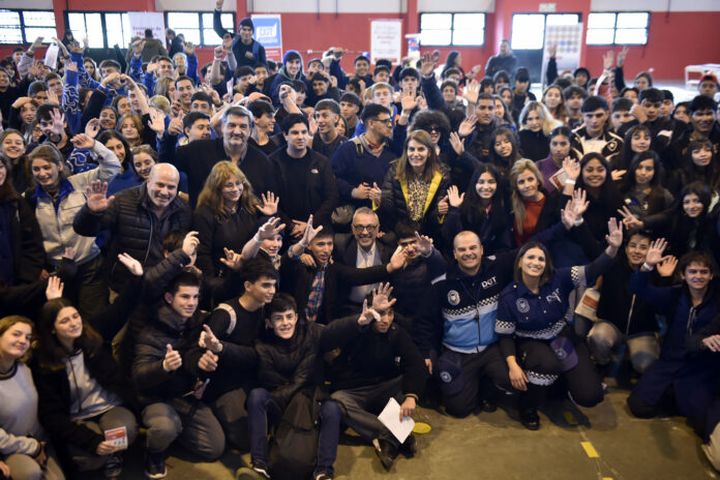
[251, 14, 283, 61]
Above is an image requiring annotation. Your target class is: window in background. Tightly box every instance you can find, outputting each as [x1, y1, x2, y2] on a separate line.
[68, 12, 104, 49]
[202, 12, 234, 45]
[166, 12, 234, 47]
[511, 14, 546, 50]
[0, 9, 57, 44]
[105, 13, 132, 48]
[587, 12, 649, 45]
[419, 12, 485, 47]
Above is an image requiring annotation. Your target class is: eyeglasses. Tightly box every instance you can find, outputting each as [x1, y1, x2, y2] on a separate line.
[372, 117, 393, 127]
[352, 224, 378, 232]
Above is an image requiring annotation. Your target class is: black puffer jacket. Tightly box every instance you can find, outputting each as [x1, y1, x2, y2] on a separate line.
[73, 185, 192, 290]
[256, 322, 324, 411]
[3, 196, 45, 284]
[131, 304, 205, 405]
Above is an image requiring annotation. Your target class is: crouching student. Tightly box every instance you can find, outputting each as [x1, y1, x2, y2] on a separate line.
[236, 294, 341, 480]
[0, 315, 65, 480]
[627, 244, 720, 435]
[132, 272, 225, 479]
[495, 218, 623, 430]
[33, 291, 138, 479]
[321, 284, 427, 471]
[586, 230, 667, 375]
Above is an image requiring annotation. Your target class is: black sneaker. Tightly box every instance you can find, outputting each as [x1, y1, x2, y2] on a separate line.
[399, 434, 417, 458]
[373, 437, 399, 471]
[145, 451, 167, 479]
[480, 398, 498, 413]
[236, 464, 271, 480]
[104, 453, 123, 479]
[520, 408, 540, 431]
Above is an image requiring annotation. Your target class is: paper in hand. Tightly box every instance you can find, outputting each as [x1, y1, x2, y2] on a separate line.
[378, 397, 414, 444]
[104, 426, 128, 450]
[549, 168, 569, 191]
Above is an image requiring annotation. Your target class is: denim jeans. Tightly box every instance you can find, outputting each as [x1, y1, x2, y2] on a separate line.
[247, 388, 341, 474]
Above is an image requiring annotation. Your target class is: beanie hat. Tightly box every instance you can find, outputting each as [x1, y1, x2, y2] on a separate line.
[283, 50, 302, 65]
[700, 72, 719, 85]
[239, 17, 254, 31]
[375, 59, 392, 70]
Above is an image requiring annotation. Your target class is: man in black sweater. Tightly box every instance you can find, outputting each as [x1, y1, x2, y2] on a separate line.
[321, 284, 427, 471]
[172, 105, 278, 207]
[271, 113, 338, 238]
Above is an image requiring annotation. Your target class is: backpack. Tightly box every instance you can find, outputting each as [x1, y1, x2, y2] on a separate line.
[269, 389, 320, 480]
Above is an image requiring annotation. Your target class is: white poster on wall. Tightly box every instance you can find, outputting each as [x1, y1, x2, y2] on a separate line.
[371, 19, 402, 64]
[127, 12, 166, 43]
[541, 22, 583, 87]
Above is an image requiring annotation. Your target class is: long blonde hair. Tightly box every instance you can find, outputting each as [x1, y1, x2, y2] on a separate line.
[542, 85, 569, 125]
[519, 101, 561, 136]
[197, 161, 257, 217]
[510, 159, 545, 235]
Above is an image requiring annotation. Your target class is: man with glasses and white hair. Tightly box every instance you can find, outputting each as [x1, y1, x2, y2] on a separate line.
[172, 105, 278, 207]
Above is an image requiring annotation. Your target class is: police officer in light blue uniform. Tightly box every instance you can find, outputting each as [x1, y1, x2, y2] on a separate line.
[495, 218, 623, 430]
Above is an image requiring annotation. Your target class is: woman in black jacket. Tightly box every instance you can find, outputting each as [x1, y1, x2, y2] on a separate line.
[575, 153, 624, 244]
[379, 130, 451, 241]
[0, 129, 33, 193]
[193, 161, 277, 296]
[241, 294, 341, 480]
[32, 295, 138, 479]
[619, 151, 674, 229]
[442, 163, 513, 256]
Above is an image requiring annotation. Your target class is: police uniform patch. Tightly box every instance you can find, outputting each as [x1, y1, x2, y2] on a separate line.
[440, 371, 453, 383]
[516, 298, 530, 314]
[447, 290, 460, 306]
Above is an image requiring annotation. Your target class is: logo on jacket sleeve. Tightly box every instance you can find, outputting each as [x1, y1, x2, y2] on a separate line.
[447, 290, 460, 306]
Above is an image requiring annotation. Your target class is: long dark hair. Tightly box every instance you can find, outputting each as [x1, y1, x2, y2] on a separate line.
[683, 139, 719, 191]
[0, 156, 19, 202]
[97, 130, 134, 169]
[577, 152, 623, 207]
[461, 164, 510, 231]
[35, 298, 103, 371]
[488, 126, 521, 174]
[619, 124, 652, 170]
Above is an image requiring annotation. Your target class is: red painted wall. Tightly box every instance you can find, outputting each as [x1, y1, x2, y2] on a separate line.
[585, 12, 720, 81]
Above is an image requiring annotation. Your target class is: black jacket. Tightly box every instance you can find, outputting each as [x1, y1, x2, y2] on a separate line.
[320, 316, 427, 395]
[73, 185, 192, 290]
[256, 322, 324, 411]
[270, 148, 338, 227]
[132, 304, 206, 405]
[3, 196, 45, 284]
[32, 346, 132, 453]
[173, 138, 278, 208]
[518, 129, 550, 161]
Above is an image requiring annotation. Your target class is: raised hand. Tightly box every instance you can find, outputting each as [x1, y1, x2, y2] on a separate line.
[258, 192, 279, 216]
[299, 253, 317, 268]
[219, 247, 243, 270]
[657, 255, 678, 278]
[414, 232, 434, 257]
[183, 42, 196, 56]
[602, 50, 615, 71]
[45, 276, 64, 300]
[299, 215, 323, 248]
[458, 115, 477, 137]
[548, 44, 558, 58]
[447, 185, 465, 208]
[148, 108, 166, 135]
[605, 217, 623, 251]
[437, 195, 449, 215]
[65, 61, 78, 73]
[419, 53, 435, 77]
[449, 131, 465, 155]
[84, 118, 100, 139]
[256, 217, 286, 241]
[561, 199, 577, 230]
[645, 238, 668, 267]
[199, 324, 223, 353]
[49, 108, 65, 136]
[214, 46, 225, 61]
[400, 93, 418, 112]
[198, 350, 219, 372]
[117, 252, 143, 277]
[617, 46, 629, 67]
[162, 344, 182, 372]
[617, 206, 643, 229]
[46, 88, 60, 106]
[562, 156, 580, 181]
[570, 188, 589, 218]
[611, 169, 627, 182]
[358, 299, 380, 326]
[463, 79, 480, 105]
[85, 180, 114, 213]
[70, 133, 95, 150]
[388, 245, 409, 273]
[182, 231, 200, 258]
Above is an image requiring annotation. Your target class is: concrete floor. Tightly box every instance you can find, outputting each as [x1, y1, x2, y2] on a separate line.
[101, 384, 717, 480]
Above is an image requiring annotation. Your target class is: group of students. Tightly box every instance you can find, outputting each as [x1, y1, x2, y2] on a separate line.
[1, 3, 720, 479]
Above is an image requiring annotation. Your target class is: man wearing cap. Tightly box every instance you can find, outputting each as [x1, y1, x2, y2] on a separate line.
[699, 73, 719, 100]
[214, 0, 266, 68]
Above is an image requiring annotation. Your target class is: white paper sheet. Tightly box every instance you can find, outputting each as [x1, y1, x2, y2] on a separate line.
[44, 44, 59, 70]
[378, 397, 415, 444]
